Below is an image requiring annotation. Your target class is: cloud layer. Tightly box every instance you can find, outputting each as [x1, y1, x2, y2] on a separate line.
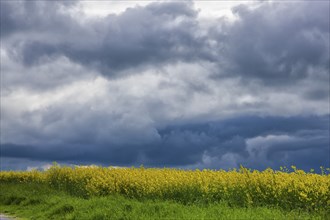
[1, 0, 329, 170]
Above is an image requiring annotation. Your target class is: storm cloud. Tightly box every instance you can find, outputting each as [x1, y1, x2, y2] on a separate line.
[1, 0, 329, 171]
[2, 1, 212, 77]
[215, 1, 329, 83]
[1, 115, 329, 171]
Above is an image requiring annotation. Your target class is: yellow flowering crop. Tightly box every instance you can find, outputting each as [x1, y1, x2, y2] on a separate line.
[1, 165, 329, 211]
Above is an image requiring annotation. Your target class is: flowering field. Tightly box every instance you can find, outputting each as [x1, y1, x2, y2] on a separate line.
[1, 166, 329, 212]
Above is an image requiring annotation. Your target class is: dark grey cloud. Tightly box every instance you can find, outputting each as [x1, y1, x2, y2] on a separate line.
[2, 115, 329, 171]
[303, 89, 329, 101]
[2, 1, 212, 77]
[241, 133, 329, 172]
[0, 157, 54, 171]
[211, 1, 329, 85]
[154, 115, 329, 170]
[0, 0, 78, 37]
[1, 1, 328, 85]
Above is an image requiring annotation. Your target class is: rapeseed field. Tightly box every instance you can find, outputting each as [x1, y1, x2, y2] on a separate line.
[1, 166, 329, 212]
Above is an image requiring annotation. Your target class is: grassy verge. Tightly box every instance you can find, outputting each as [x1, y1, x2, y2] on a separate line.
[1, 183, 327, 220]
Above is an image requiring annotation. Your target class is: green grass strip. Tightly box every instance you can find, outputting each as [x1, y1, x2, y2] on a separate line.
[1, 183, 328, 220]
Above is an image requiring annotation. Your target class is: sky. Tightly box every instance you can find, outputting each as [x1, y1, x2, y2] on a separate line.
[0, 0, 329, 171]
